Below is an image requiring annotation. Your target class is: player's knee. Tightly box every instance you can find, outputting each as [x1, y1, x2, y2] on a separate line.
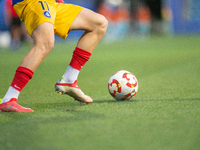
[37, 38, 54, 56]
[97, 15, 108, 36]
[43, 39, 54, 52]
[47, 38, 54, 51]
[102, 16, 108, 34]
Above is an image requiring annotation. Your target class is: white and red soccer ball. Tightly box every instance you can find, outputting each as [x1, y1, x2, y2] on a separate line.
[108, 70, 138, 100]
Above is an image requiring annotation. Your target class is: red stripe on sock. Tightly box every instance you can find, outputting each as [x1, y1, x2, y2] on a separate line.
[69, 47, 92, 71]
[10, 66, 34, 92]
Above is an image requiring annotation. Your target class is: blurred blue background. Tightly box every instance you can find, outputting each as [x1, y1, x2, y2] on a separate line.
[0, 0, 200, 48]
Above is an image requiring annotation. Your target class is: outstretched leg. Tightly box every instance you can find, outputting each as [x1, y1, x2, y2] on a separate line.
[0, 22, 55, 112]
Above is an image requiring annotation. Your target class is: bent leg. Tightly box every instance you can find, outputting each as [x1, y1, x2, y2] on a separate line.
[55, 8, 107, 103]
[20, 22, 55, 72]
[69, 8, 108, 53]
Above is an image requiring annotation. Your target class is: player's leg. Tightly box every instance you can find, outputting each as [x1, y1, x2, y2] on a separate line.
[0, 22, 55, 112]
[55, 7, 108, 103]
[69, 8, 108, 52]
[64, 8, 108, 82]
[20, 22, 55, 72]
[1, 0, 57, 112]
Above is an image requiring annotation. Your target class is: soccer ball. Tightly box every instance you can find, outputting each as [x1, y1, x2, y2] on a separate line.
[108, 70, 138, 100]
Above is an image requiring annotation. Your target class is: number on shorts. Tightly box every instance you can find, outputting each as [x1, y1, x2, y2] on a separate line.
[38, 1, 50, 11]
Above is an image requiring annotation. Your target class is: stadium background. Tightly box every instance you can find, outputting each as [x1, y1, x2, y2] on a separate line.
[0, 0, 200, 47]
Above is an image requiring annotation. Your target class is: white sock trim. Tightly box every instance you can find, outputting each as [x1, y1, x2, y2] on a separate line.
[1, 86, 20, 104]
[63, 66, 80, 83]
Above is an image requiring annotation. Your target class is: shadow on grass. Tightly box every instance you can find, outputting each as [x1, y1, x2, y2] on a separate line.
[1, 97, 198, 115]
[93, 97, 200, 103]
[93, 99, 139, 103]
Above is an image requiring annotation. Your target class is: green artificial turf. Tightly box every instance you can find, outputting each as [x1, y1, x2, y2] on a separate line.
[0, 35, 200, 150]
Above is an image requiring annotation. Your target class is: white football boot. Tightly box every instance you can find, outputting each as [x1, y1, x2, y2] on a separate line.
[55, 77, 93, 103]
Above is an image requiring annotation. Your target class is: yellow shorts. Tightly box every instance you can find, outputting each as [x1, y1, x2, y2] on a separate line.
[13, 0, 83, 39]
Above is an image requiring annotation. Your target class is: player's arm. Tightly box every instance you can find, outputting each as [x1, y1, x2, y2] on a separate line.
[56, 0, 65, 4]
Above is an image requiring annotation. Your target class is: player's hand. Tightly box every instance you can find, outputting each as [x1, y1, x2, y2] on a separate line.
[56, 0, 65, 4]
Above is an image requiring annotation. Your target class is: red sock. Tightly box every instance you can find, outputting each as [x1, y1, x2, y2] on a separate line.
[69, 47, 92, 71]
[10, 66, 34, 92]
